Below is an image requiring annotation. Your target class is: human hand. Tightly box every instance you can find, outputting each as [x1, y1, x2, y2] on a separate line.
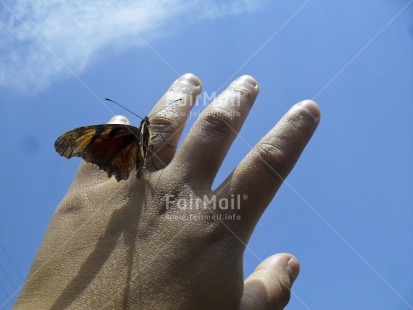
[15, 74, 320, 309]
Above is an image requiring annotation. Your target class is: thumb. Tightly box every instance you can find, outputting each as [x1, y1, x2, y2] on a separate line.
[240, 254, 300, 310]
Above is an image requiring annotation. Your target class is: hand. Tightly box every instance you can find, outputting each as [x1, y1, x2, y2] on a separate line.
[15, 74, 320, 309]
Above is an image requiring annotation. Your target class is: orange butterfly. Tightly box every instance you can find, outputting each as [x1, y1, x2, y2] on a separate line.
[54, 98, 182, 181]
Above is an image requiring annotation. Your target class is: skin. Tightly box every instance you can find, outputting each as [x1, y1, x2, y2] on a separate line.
[15, 74, 320, 309]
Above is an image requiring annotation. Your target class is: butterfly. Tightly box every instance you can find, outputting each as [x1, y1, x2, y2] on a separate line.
[54, 98, 182, 182]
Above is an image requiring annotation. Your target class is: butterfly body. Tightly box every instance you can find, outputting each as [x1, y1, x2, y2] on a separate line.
[54, 117, 151, 181]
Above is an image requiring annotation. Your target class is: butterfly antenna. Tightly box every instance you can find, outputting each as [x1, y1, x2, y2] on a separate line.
[149, 98, 183, 118]
[105, 98, 144, 120]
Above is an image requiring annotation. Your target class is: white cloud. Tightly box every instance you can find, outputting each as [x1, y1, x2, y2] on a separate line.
[0, 0, 263, 93]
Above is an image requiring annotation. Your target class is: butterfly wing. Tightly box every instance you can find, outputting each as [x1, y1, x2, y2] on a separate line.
[54, 124, 141, 181]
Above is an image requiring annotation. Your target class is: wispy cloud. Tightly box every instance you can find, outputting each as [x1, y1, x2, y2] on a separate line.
[0, 0, 263, 93]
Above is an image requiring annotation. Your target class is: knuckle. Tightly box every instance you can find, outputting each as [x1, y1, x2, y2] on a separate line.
[150, 115, 179, 136]
[199, 107, 238, 137]
[254, 142, 286, 175]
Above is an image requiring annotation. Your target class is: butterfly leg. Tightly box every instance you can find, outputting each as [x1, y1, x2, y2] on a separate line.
[147, 143, 160, 170]
[151, 133, 173, 148]
[146, 134, 175, 172]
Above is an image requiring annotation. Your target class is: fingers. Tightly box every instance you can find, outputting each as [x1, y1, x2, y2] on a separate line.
[216, 100, 320, 235]
[169, 76, 259, 187]
[146, 73, 202, 172]
[240, 254, 300, 310]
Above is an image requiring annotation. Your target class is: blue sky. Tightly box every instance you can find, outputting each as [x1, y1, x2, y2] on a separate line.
[1, 0, 412, 309]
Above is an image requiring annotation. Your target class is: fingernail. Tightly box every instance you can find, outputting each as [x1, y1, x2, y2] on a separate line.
[178, 73, 201, 87]
[298, 100, 321, 119]
[230, 75, 259, 97]
[232, 75, 258, 88]
[287, 257, 300, 283]
[108, 115, 129, 125]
